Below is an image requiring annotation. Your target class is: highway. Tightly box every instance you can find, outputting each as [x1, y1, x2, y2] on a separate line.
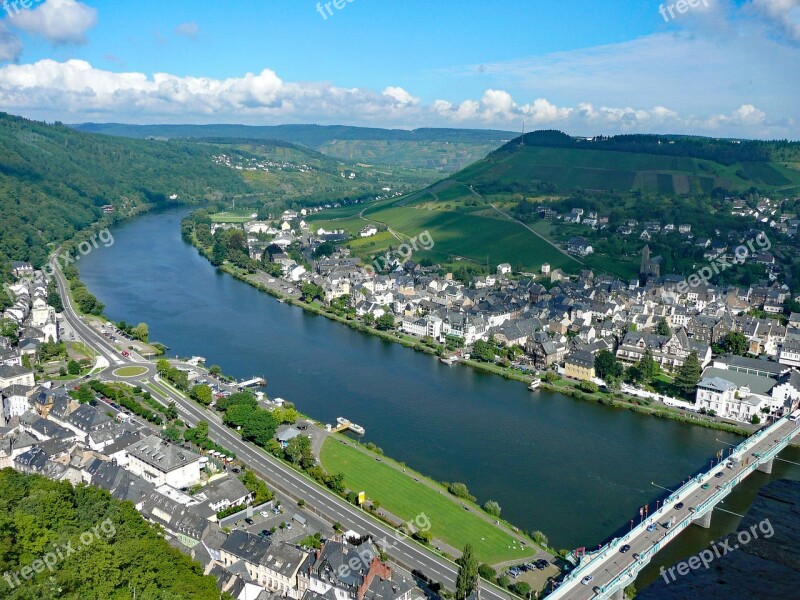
[51, 259, 513, 600]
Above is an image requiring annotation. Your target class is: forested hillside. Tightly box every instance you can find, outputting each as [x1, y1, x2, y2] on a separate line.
[0, 112, 248, 279]
[0, 469, 223, 599]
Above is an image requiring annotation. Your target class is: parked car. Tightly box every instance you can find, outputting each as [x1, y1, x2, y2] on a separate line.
[581, 575, 593, 585]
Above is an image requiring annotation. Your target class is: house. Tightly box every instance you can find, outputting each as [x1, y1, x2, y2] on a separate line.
[526, 333, 568, 370]
[125, 435, 202, 489]
[193, 476, 252, 513]
[302, 539, 412, 600]
[778, 339, 800, 368]
[0, 365, 35, 390]
[10, 262, 34, 278]
[1, 385, 33, 421]
[564, 350, 596, 382]
[616, 329, 711, 371]
[567, 237, 593, 257]
[695, 377, 764, 422]
[496, 263, 512, 276]
[220, 530, 311, 598]
[360, 225, 378, 238]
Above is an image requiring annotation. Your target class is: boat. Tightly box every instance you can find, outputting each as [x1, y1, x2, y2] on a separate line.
[528, 378, 542, 391]
[349, 423, 365, 435]
[336, 417, 350, 427]
[440, 356, 458, 366]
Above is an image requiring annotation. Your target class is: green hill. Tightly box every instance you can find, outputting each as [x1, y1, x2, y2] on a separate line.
[0, 112, 249, 278]
[451, 130, 800, 196]
[72, 123, 515, 172]
[0, 113, 436, 281]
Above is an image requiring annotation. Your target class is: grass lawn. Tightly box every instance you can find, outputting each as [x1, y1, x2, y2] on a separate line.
[320, 438, 531, 565]
[210, 211, 255, 223]
[113, 366, 149, 377]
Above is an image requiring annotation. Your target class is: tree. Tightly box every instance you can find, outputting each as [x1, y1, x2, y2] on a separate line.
[483, 500, 501, 517]
[674, 352, 702, 397]
[722, 331, 748, 356]
[751, 414, 761, 424]
[209, 365, 222, 376]
[656, 318, 671, 336]
[164, 401, 178, 421]
[156, 359, 171, 375]
[131, 322, 149, 342]
[313, 241, 336, 258]
[67, 360, 80, 375]
[242, 410, 279, 447]
[594, 350, 623, 384]
[190, 384, 213, 406]
[455, 544, 478, 600]
[210, 240, 227, 265]
[447, 482, 476, 501]
[478, 564, 496, 581]
[300, 282, 323, 303]
[375, 313, 395, 331]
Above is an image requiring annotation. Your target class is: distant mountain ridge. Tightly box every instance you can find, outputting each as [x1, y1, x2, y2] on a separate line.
[72, 123, 515, 147]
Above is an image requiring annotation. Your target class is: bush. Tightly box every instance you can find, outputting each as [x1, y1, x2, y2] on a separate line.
[447, 482, 476, 502]
[579, 380, 599, 393]
[511, 582, 531, 596]
[483, 500, 502, 517]
[478, 564, 496, 580]
[531, 530, 549, 547]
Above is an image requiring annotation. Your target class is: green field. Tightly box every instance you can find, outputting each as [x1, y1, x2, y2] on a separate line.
[364, 202, 579, 271]
[320, 438, 531, 565]
[210, 211, 255, 223]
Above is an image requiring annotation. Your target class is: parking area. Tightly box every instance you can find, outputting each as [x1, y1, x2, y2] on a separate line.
[505, 559, 561, 590]
[229, 492, 335, 546]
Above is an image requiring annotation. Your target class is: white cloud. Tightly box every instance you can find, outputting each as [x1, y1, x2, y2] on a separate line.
[749, 0, 800, 41]
[11, 0, 97, 45]
[382, 86, 419, 105]
[175, 21, 199, 40]
[0, 58, 790, 138]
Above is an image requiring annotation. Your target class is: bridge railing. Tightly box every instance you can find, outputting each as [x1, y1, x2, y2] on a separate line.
[545, 416, 799, 598]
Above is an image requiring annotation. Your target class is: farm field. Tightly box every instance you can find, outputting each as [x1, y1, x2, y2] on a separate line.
[320, 438, 532, 565]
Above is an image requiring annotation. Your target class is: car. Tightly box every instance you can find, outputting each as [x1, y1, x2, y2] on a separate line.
[701, 483, 710, 489]
[286, 523, 292, 530]
[121, 350, 130, 357]
[620, 544, 631, 553]
[675, 503, 684, 510]
[581, 575, 593, 585]
[715, 471, 724, 478]
[244, 518, 254, 525]
[260, 511, 269, 518]
[646, 523, 657, 532]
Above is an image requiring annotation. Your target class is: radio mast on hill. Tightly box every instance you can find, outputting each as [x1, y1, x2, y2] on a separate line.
[520, 121, 525, 146]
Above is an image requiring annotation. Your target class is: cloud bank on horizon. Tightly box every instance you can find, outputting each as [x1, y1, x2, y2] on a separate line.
[0, 0, 798, 138]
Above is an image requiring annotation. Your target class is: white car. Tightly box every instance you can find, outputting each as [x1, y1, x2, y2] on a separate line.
[260, 511, 269, 518]
[581, 575, 593, 585]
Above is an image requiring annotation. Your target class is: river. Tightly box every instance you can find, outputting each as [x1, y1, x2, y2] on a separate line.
[79, 206, 800, 584]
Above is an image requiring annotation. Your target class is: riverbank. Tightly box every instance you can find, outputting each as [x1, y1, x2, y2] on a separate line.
[191, 231, 753, 440]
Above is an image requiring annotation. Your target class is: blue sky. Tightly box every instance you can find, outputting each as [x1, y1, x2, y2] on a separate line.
[1, 0, 799, 137]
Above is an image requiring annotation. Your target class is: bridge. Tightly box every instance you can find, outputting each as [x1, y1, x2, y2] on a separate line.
[546, 412, 800, 599]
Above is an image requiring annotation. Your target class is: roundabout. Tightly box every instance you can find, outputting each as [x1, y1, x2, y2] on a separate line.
[112, 365, 149, 378]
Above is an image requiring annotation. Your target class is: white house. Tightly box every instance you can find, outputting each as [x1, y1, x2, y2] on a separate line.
[0, 365, 35, 390]
[497, 263, 512, 276]
[360, 225, 378, 238]
[125, 435, 201, 489]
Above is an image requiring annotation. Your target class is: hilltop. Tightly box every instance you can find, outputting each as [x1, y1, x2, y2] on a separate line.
[452, 130, 800, 196]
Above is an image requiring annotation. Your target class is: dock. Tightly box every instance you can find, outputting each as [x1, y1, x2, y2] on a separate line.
[237, 376, 267, 389]
[333, 417, 365, 435]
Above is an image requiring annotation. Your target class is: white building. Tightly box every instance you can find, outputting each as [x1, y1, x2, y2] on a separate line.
[125, 435, 201, 489]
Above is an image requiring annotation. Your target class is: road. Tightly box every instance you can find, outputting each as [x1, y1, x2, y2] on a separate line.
[549, 415, 800, 599]
[51, 259, 513, 600]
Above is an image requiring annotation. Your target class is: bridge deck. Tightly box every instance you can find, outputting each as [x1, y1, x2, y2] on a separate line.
[547, 414, 800, 599]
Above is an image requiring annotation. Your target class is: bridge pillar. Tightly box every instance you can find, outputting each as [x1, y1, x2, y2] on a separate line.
[610, 586, 626, 600]
[757, 458, 774, 474]
[694, 509, 713, 529]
